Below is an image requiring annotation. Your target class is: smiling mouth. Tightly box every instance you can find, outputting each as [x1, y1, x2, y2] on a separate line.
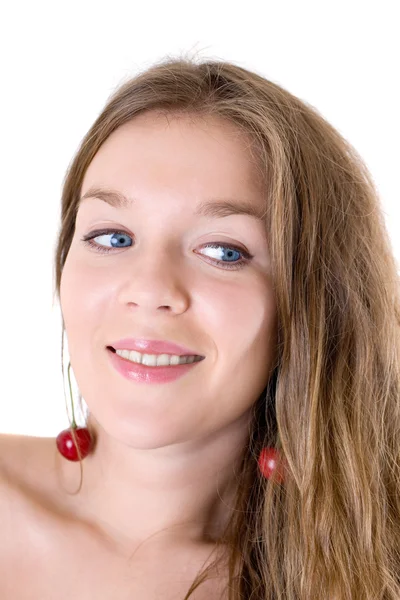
[106, 346, 205, 362]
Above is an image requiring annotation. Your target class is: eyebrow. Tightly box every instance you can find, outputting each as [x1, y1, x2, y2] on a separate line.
[80, 187, 267, 222]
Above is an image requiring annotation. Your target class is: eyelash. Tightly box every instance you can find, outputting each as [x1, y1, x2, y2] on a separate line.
[80, 228, 253, 271]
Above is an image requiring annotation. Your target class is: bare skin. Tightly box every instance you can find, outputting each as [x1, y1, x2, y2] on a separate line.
[0, 112, 277, 598]
[59, 112, 277, 550]
[0, 435, 229, 599]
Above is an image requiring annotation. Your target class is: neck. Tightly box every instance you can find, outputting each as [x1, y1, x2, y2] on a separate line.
[54, 411, 251, 556]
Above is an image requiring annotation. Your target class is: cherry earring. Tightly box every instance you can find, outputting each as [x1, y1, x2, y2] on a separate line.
[56, 361, 94, 461]
[258, 447, 285, 483]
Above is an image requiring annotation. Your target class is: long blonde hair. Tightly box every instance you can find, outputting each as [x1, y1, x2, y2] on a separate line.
[53, 55, 400, 599]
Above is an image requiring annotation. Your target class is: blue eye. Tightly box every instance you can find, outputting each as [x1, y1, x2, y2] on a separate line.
[86, 230, 132, 249]
[80, 228, 253, 271]
[201, 243, 243, 264]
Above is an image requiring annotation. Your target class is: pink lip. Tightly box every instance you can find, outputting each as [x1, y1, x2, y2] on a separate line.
[107, 347, 204, 384]
[108, 337, 204, 357]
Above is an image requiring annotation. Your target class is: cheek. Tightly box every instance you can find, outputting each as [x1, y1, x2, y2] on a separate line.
[60, 258, 113, 390]
[60, 254, 114, 321]
[201, 276, 276, 352]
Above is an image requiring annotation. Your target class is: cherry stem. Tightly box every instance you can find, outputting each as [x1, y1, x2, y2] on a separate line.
[67, 362, 77, 429]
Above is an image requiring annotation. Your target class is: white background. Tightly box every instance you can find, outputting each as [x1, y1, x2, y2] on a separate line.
[0, 0, 398, 436]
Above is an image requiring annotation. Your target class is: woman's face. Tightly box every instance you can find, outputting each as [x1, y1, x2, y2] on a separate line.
[60, 112, 278, 448]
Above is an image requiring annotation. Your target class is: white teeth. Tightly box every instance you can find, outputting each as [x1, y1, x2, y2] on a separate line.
[115, 349, 200, 366]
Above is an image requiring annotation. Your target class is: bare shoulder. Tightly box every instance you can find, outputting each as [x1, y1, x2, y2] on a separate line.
[0, 434, 35, 562]
[0, 433, 25, 509]
[0, 434, 58, 552]
[0, 432, 57, 485]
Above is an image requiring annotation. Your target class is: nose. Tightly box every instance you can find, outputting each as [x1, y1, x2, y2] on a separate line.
[118, 249, 191, 315]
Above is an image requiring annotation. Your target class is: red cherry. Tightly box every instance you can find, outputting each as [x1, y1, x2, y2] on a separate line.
[258, 447, 285, 483]
[56, 427, 93, 461]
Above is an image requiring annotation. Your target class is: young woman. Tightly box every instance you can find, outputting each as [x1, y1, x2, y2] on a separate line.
[1, 57, 399, 600]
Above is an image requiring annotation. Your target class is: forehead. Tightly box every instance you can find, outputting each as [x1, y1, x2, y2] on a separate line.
[81, 112, 264, 201]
